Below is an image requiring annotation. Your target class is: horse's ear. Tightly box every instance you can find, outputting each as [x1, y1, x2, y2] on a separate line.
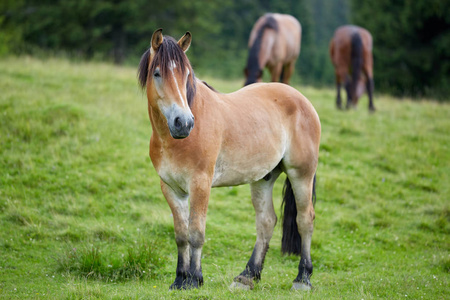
[178, 32, 192, 52]
[151, 28, 163, 52]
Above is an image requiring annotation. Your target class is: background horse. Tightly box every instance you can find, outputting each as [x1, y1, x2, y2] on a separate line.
[244, 13, 301, 86]
[329, 25, 375, 111]
[138, 29, 320, 291]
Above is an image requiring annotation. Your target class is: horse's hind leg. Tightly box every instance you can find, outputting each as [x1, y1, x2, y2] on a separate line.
[344, 75, 353, 109]
[285, 170, 316, 290]
[281, 62, 296, 85]
[230, 169, 281, 290]
[366, 77, 375, 111]
[363, 68, 375, 111]
[364, 52, 375, 112]
[335, 68, 347, 109]
[269, 63, 283, 83]
[335, 80, 342, 109]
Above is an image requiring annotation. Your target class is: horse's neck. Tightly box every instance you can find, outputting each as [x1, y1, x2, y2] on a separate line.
[191, 79, 215, 112]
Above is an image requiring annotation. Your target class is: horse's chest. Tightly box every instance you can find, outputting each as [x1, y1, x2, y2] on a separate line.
[151, 147, 190, 194]
[156, 159, 190, 194]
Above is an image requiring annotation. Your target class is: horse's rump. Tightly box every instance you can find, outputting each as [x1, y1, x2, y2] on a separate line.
[245, 13, 301, 85]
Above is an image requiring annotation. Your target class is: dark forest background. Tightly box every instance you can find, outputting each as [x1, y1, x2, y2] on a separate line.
[1, 0, 449, 99]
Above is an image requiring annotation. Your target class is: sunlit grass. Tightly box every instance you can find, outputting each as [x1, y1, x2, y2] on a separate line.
[0, 57, 449, 299]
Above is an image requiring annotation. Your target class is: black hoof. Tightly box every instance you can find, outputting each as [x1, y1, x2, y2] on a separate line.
[169, 274, 203, 290]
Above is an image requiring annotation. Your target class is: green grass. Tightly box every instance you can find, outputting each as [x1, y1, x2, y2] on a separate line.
[0, 56, 449, 299]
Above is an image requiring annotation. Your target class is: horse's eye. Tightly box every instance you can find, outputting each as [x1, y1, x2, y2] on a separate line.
[154, 69, 161, 78]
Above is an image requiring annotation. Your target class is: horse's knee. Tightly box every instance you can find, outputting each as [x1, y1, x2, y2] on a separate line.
[189, 230, 205, 249]
[175, 234, 189, 248]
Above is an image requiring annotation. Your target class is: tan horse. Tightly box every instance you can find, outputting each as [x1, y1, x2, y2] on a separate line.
[330, 25, 375, 111]
[138, 29, 320, 291]
[244, 13, 301, 86]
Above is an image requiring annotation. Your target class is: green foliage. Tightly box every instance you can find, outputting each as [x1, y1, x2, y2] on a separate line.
[56, 238, 167, 280]
[2, 0, 449, 98]
[351, 0, 450, 99]
[0, 57, 449, 298]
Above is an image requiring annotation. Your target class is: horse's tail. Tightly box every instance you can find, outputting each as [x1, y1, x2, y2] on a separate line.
[281, 174, 316, 255]
[245, 15, 278, 85]
[252, 15, 278, 55]
[351, 32, 363, 99]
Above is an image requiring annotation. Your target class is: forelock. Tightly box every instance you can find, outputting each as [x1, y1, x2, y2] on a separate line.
[144, 36, 196, 107]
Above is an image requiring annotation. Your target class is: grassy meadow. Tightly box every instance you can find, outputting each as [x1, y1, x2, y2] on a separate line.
[0, 57, 449, 299]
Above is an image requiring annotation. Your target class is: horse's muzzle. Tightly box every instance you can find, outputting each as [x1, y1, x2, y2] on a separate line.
[169, 114, 195, 139]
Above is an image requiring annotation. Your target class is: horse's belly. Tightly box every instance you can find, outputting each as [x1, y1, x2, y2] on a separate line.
[211, 149, 283, 187]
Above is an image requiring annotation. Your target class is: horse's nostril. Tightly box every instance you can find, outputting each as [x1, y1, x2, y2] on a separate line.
[174, 117, 182, 129]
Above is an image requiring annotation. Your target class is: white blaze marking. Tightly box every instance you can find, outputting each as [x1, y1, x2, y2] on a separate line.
[169, 60, 188, 109]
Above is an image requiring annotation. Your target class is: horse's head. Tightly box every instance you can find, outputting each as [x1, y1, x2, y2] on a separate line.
[244, 67, 263, 86]
[138, 29, 196, 139]
[355, 78, 366, 102]
[349, 77, 367, 106]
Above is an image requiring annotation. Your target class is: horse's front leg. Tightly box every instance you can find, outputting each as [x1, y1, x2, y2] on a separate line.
[181, 174, 211, 288]
[161, 181, 190, 290]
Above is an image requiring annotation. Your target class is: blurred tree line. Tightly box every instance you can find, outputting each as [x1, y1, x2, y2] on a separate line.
[0, 0, 348, 85]
[1, 0, 448, 99]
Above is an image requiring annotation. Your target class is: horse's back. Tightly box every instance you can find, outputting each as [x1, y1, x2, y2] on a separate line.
[225, 83, 320, 141]
[229, 82, 310, 110]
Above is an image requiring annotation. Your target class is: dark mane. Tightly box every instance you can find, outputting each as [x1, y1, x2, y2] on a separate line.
[138, 36, 196, 107]
[202, 80, 219, 93]
[245, 15, 278, 84]
[138, 49, 150, 88]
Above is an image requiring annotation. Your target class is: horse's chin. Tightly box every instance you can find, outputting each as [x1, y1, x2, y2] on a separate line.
[169, 129, 192, 139]
[171, 134, 189, 140]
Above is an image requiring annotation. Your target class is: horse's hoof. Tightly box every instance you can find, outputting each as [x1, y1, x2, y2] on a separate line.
[291, 281, 312, 291]
[229, 281, 251, 291]
[169, 277, 201, 290]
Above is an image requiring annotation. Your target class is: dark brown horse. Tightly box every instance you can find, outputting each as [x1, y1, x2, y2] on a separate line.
[244, 13, 301, 86]
[138, 29, 320, 291]
[330, 25, 375, 111]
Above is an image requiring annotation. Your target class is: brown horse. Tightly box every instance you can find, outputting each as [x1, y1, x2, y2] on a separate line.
[244, 13, 301, 86]
[330, 25, 375, 111]
[138, 29, 320, 291]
